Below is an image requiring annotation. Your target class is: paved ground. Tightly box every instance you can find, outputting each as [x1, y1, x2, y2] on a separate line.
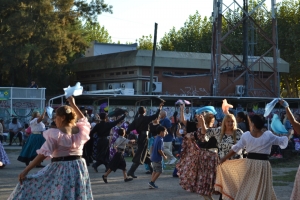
[0, 145, 296, 200]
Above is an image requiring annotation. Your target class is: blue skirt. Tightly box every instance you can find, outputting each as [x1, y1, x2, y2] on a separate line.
[8, 158, 93, 200]
[17, 134, 45, 163]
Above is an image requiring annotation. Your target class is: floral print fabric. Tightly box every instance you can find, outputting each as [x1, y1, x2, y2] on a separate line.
[206, 127, 243, 159]
[8, 159, 93, 200]
[0, 142, 10, 165]
[176, 133, 219, 196]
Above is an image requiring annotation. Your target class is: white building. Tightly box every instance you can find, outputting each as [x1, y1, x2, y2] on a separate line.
[85, 41, 138, 57]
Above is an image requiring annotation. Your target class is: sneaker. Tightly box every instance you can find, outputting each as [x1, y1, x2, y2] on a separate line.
[165, 161, 170, 165]
[169, 158, 177, 165]
[271, 154, 277, 158]
[148, 182, 158, 189]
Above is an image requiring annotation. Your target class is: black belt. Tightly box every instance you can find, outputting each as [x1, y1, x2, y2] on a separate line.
[247, 153, 269, 160]
[51, 156, 82, 162]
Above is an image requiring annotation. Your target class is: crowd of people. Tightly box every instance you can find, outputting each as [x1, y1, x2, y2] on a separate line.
[0, 97, 299, 199]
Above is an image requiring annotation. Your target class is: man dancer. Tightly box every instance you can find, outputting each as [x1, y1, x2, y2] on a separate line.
[126, 102, 164, 178]
[91, 112, 126, 172]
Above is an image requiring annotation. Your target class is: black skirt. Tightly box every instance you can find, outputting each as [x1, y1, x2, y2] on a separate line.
[108, 151, 126, 172]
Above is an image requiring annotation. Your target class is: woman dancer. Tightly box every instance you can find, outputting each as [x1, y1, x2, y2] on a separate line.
[279, 99, 300, 200]
[176, 104, 219, 200]
[0, 141, 10, 168]
[9, 96, 93, 199]
[216, 114, 288, 200]
[17, 110, 46, 167]
[109, 116, 128, 160]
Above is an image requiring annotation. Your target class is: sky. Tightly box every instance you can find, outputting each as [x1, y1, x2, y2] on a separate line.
[97, 0, 281, 44]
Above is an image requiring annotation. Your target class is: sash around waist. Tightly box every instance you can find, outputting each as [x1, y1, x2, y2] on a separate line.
[247, 152, 269, 160]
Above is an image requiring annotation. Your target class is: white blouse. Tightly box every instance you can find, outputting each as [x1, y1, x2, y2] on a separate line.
[232, 130, 288, 154]
[30, 118, 45, 132]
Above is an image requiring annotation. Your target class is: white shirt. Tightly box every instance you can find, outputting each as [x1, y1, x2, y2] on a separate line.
[232, 130, 288, 155]
[30, 118, 45, 132]
[9, 122, 22, 132]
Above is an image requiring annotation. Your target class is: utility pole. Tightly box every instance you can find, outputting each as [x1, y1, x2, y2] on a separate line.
[149, 23, 158, 95]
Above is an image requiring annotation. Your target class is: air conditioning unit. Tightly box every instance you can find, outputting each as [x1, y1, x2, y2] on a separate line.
[108, 83, 120, 89]
[235, 85, 245, 95]
[145, 82, 162, 93]
[120, 82, 134, 89]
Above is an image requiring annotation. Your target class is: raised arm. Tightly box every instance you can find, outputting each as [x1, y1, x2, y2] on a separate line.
[37, 109, 46, 123]
[280, 99, 300, 134]
[67, 96, 84, 120]
[179, 104, 187, 126]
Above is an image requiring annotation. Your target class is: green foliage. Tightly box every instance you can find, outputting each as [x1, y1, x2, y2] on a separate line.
[0, 0, 112, 95]
[83, 21, 112, 43]
[160, 11, 212, 52]
[137, 35, 154, 50]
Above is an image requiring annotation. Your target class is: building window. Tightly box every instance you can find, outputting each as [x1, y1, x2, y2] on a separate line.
[110, 73, 114, 76]
[91, 74, 95, 77]
[149, 71, 159, 74]
[129, 71, 134, 74]
[116, 72, 121, 75]
[97, 74, 101, 77]
[122, 71, 127, 75]
[174, 71, 184, 75]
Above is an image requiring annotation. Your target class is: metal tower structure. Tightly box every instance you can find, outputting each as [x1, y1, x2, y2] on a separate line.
[211, 0, 280, 97]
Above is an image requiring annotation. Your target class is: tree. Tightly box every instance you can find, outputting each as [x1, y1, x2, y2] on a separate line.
[137, 35, 154, 50]
[160, 11, 212, 53]
[0, 0, 112, 94]
[83, 21, 112, 43]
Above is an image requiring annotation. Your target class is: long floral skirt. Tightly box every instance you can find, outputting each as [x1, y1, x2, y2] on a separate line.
[215, 159, 276, 200]
[176, 138, 219, 196]
[0, 142, 10, 165]
[291, 165, 300, 200]
[8, 158, 93, 200]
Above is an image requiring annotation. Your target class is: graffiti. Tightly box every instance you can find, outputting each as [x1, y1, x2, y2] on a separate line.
[13, 102, 37, 109]
[0, 100, 10, 108]
[180, 86, 210, 96]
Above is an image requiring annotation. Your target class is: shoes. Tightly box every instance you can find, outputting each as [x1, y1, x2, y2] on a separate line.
[102, 175, 108, 183]
[169, 158, 177, 165]
[145, 171, 152, 174]
[165, 161, 170, 165]
[127, 173, 137, 178]
[92, 164, 98, 173]
[271, 154, 277, 157]
[148, 181, 158, 189]
[124, 178, 133, 182]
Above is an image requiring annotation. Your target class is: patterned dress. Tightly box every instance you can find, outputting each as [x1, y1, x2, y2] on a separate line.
[109, 122, 128, 160]
[206, 127, 243, 159]
[0, 142, 10, 166]
[8, 118, 93, 200]
[176, 130, 219, 196]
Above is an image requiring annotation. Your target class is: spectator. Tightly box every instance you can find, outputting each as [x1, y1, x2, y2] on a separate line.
[8, 118, 23, 146]
[29, 80, 38, 88]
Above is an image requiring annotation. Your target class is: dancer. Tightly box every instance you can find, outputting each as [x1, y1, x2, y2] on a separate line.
[148, 125, 167, 189]
[102, 128, 135, 183]
[215, 114, 288, 200]
[91, 112, 126, 172]
[176, 104, 219, 200]
[9, 96, 93, 199]
[109, 116, 128, 160]
[126, 102, 164, 178]
[279, 99, 300, 200]
[17, 110, 46, 167]
[0, 141, 10, 168]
